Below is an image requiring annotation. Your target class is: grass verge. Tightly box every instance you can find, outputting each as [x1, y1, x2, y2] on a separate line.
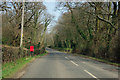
[76, 54, 120, 67]
[2, 51, 48, 78]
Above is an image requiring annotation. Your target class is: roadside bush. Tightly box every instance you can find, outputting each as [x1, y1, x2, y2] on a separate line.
[109, 33, 120, 63]
[2, 45, 29, 63]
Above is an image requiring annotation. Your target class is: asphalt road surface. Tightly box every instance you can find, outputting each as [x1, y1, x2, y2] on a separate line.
[22, 48, 119, 79]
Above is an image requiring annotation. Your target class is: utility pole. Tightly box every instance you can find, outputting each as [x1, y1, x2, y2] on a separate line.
[20, 0, 25, 48]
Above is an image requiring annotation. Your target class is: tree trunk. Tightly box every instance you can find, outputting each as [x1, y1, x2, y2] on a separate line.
[112, 2, 117, 25]
[117, 2, 120, 63]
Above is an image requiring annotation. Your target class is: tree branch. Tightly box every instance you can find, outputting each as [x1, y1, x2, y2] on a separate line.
[96, 15, 117, 30]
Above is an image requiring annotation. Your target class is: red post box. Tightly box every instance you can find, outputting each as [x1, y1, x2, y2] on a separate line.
[30, 46, 34, 52]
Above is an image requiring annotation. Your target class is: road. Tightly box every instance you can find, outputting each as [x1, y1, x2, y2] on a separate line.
[22, 48, 119, 79]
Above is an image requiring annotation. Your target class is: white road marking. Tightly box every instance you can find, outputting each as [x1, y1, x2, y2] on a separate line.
[65, 57, 69, 59]
[70, 61, 79, 66]
[84, 70, 99, 80]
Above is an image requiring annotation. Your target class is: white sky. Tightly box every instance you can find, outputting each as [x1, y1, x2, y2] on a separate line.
[43, 2, 62, 32]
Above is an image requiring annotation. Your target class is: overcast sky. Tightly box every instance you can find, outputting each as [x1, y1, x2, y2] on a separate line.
[43, 2, 62, 32]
